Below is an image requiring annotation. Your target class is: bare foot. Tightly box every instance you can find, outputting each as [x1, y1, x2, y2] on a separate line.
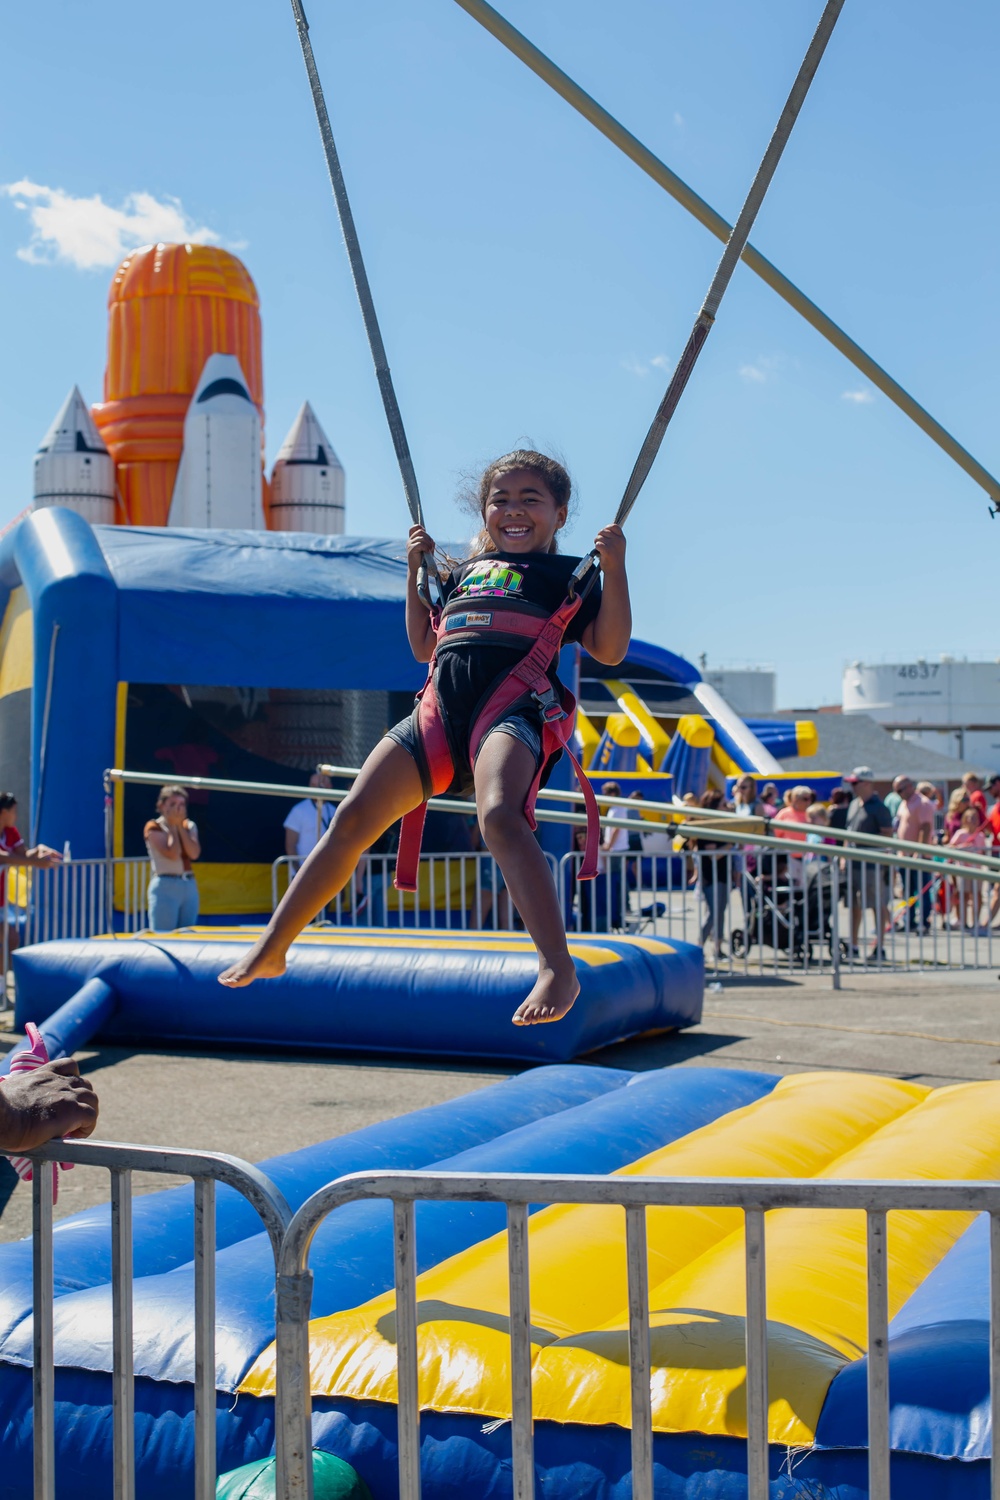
[512, 966, 579, 1026]
[218, 942, 287, 988]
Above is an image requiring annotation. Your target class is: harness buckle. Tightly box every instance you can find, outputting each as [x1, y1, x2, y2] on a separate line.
[532, 685, 567, 724]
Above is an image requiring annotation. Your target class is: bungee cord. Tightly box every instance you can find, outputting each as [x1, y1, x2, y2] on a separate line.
[570, 0, 846, 591]
[288, 0, 441, 600]
[289, 0, 844, 600]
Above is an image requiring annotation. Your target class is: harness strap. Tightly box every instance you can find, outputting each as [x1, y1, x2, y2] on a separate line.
[394, 591, 601, 892]
[395, 663, 453, 892]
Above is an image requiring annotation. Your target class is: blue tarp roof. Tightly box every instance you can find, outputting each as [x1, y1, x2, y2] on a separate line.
[97, 526, 425, 690]
[0, 515, 426, 692]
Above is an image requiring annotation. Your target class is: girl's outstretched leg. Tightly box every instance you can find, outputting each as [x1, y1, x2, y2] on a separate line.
[218, 740, 424, 987]
[473, 733, 579, 1025]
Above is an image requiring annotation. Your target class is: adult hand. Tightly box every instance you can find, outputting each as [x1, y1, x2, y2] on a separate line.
[407, 525, 436, 575]
[593, 523, 626, 574]
[28, 844, 62, 868]
[0, 1058, 98, 1152]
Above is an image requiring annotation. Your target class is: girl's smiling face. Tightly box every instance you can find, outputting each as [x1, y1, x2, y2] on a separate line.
[483, 468, 567, 553]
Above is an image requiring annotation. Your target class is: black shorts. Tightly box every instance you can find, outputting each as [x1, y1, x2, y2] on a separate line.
[386, 710, 544, 797]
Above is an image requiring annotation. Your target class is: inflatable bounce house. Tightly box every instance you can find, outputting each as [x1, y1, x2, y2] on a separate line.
[0, 1063, 997, 1497]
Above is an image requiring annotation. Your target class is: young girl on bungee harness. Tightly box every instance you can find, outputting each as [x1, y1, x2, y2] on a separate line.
[219, 450, 631, 1024]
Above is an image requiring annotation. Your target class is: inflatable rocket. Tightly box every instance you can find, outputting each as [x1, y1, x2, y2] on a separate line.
[39, 243, 346, 534]
[33, 387, 115, 523]
[167, 354, 265, 529]
[269, 401, 344, 534]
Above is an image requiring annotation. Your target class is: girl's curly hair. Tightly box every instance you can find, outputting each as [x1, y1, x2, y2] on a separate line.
[460, 449, 573, 558]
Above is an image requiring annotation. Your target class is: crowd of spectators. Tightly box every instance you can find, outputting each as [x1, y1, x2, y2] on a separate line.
[585, 768, 1000, 956]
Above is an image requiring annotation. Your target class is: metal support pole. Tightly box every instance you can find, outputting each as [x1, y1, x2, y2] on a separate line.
[452, 0, 1000, 508]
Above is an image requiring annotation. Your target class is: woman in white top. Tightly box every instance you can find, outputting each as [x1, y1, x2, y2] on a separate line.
[144, 785, 201, 931]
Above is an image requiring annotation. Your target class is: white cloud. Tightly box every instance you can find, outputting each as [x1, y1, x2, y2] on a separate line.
[2, 180, 224, 270]
[739, 363, 768, 383]
[673, 111, 685, 128]
[841, 389, 875, 404]
[622, 353, 670, 377]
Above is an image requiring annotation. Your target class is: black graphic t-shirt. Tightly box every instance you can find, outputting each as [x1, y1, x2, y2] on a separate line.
[433, 551, 601, 750]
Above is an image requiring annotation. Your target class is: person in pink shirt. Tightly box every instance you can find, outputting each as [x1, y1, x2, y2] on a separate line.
[892, 775, 936, 932]
[949, 807, 987, 930]
[773, 785, 813, 885]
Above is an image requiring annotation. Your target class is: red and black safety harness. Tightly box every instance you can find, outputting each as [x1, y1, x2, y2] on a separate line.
[394, 588, 602, 892]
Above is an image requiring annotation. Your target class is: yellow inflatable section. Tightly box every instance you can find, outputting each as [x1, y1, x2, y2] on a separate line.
[244, 1075, 1000, 1444]
[245, 1073, 920, 1412]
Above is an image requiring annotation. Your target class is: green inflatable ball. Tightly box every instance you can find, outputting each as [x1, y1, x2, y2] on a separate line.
[216, 1450, 372, 1500]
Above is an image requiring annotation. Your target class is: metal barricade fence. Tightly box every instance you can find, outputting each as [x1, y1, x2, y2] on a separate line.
[559, 838, 1000, 983]
[272, 851, 558, 931]
[6, 1137, 292, 1500]
[0, 860, 150, 1000]
[7, 1150, 1000, 1500]
[272, 1168, 1000, 1500]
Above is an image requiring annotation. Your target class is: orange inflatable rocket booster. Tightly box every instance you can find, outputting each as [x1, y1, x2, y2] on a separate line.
[91, 244, 265, 526]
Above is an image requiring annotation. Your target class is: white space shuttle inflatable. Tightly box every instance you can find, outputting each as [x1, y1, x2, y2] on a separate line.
[269, 402, 344, 533]
[33, 364, 345, 536]
[32, 387, 115, 523]
[167, 354, 265, 529]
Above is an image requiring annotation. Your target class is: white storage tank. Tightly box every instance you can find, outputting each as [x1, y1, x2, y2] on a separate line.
[843, 658, 1000, 765]
[268, 402, 344, 534]
[33, 387, 115, 522]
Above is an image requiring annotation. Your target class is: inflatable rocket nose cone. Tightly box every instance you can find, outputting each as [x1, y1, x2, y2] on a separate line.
[36, 386, 108, 457]
[275, 401, 343, 470]
[190, 353, 254, 411]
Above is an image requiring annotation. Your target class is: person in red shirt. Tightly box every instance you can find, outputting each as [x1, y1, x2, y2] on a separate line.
[0, 793, 63, 953]
[984, 774, 1000, 927]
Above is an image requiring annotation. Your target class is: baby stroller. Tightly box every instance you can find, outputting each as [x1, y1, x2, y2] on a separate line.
[730, 855, 795, 958]
[732, 856, 838, 962]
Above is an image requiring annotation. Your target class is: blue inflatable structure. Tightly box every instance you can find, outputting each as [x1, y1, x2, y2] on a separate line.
[0, 1067, 998, 1496]
[0, 1065, 776, 1497]
[12, 925, 703, 1065]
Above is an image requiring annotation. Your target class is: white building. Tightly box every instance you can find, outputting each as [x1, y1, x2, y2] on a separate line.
[843, 658, 1000, 767]
[701, 666, 776, 717]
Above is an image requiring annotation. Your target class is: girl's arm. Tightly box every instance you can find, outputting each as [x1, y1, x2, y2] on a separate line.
[580, 525, 631, 665]
[405, 525, 438, 664]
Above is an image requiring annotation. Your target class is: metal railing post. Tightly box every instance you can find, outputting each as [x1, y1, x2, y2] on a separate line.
[744, 1207, 769, 1500]
[394, 1200, 422, 1500]
[31, 1161, 55, 1500]
[625, 1205, 653, 1500]
[990, 1212, 1000, 1500]
[194, 1178, 217, 1500]
[866, 1209, 891, 1499]
[507, 1202, 535, 1500]
[110, 1169, 135, 1500]
[275, 1267, 316, 1500]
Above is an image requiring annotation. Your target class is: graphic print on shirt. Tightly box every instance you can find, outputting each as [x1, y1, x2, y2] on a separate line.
[452, 559, 526, 600]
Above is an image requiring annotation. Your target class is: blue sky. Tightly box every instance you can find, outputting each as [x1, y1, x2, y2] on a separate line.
[2, 0, 997, 707]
